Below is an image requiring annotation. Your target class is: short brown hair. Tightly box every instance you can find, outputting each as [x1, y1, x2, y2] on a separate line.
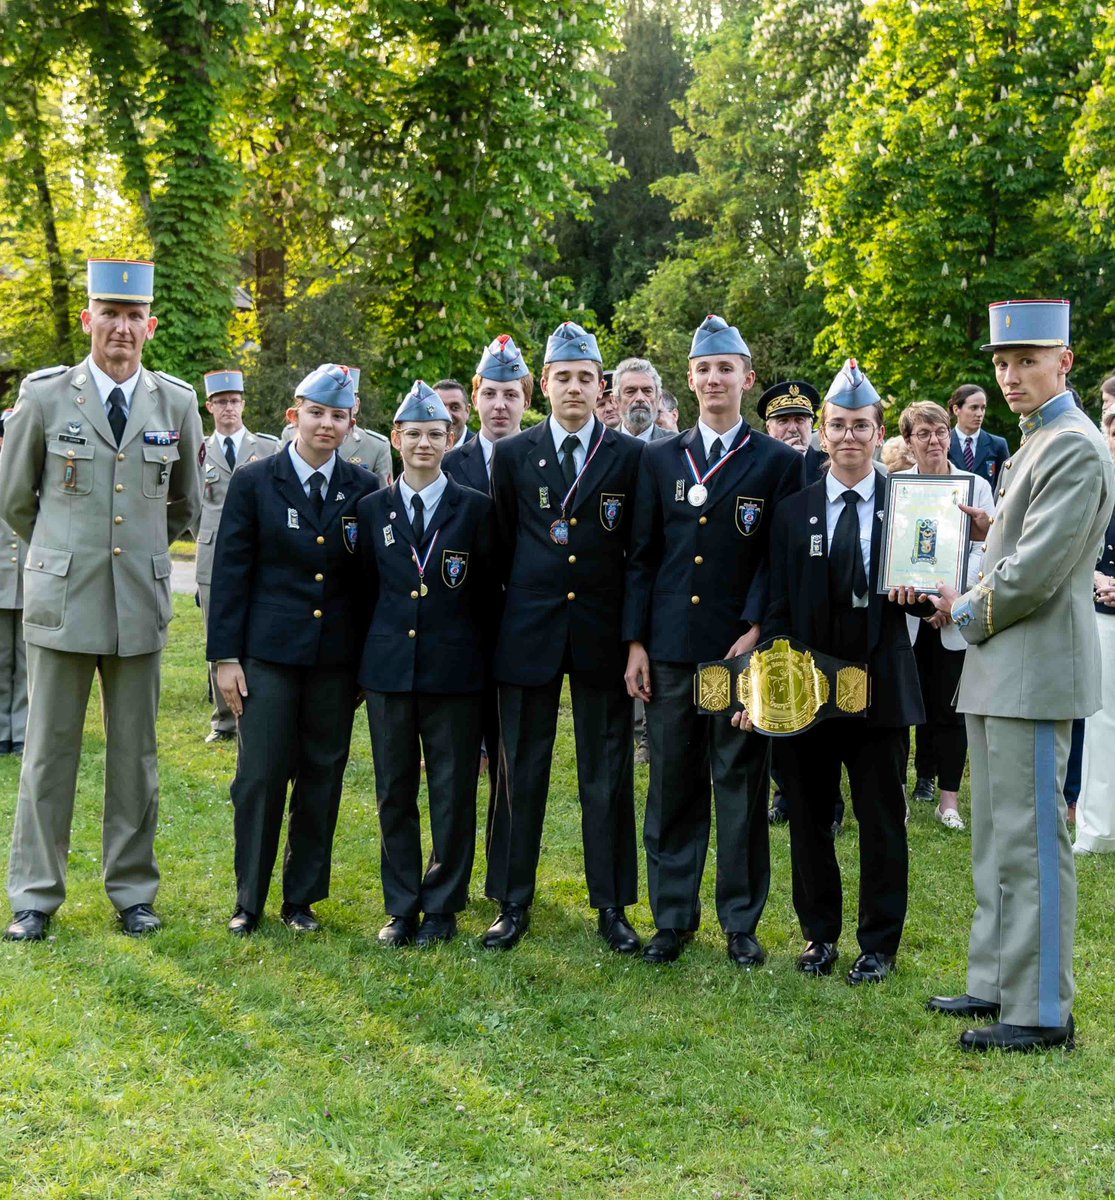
[471, 371, 535, 407]
[899, 400, 951, 439]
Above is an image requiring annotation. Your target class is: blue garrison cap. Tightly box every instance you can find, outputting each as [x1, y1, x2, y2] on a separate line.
[87, 258, 154, 304]
[689, 314, 751, 360]
[544, 321, 602, 365]
[204, 369, 244, 398]
[394, 379, 452, 424]
[477, 334, 529, 381]
[981, 300, 1071, 351]
[346, 366, 361, 392]
[823, 358, 881, 410]
[294, 363, 356, 409]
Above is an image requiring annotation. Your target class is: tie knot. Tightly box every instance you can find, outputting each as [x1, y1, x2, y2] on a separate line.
[308, 471, 325, 491]
[841, 490, 860, 508]
[108, 386, 125, 409]
[411, 493, 424, 512]
[224, 436, 234, 448]
[562, 435, 580, 454]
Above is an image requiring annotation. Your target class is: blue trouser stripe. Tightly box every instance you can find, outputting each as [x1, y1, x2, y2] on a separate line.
[1034, 720, 1061, 1027]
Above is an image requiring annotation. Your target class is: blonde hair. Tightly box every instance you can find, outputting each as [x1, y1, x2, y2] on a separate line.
[881, 435, 916, 473]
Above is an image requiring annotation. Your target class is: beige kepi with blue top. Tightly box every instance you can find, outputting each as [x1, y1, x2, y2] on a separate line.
[87, 258, 155, 304]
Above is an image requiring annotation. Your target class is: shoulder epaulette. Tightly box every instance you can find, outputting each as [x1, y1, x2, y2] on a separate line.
[26, 365, 69, 382]
[254, 431, 281, 443]
[153, 369, 194, 392]
[363, 427, 390, 444]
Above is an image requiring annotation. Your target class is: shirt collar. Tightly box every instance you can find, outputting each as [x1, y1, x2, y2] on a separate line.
[478, 432, 496, 467]
[697, 417, 743, 459]
[88, 357, 142, 408]
[287, 440, 336, 487]
[1018, 390, 1076, 441]
[399, 471, 448, 510]
[625, 423, 655, 443]
[825, 466, 876, 505]
[550, 414, 594, 458]
[219, 427, 246, 454]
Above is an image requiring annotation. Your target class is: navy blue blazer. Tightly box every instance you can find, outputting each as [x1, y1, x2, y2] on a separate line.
[763, 470, 927, 727]
[804, 445, 829, 485]
[356, 476, 497, 693]
[490, 417, 643, 688]
[948, 428, 1010, 488]
[443, 435, 490, 494]
[206, 451, 382, 667]
[622, 422, 805, 664]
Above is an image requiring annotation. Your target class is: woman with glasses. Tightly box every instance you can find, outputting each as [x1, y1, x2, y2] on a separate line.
[897, 401, 995, 829]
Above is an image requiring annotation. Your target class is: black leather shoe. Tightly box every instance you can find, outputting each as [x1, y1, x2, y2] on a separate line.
[798, 940, 839, 976]
[927, 993, 1000, 1019]
[642, 928, 693, 964]
[11, 742, 23, 755]
[280, 904, 321, 932]
[847, 951, 895, 984]
[912, 777, 935, 803]
[205, 730, 236, 744]
[118, 903, 161, 936]
[378, 915, 418, 946]
[482, 903, 530, 950]
[228, 907, 258, 937]
[4, 910, 49, 941]
[415, 913, 458, 946]
[960, 1016, 1074, 1053]
[768, 791, 789, 825]
[597, 907, 641, 954]
[727, 931, 766, 967]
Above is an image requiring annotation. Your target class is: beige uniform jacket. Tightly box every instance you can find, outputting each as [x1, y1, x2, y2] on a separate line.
[195, 429, 281, 586]
[281, 422, 393, 479]
[954, 399, 1114, 720]
[0, 357, 203, 656]
[0, 519, 25, 609]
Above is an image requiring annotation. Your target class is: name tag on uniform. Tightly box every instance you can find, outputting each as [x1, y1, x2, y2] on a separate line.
[144, 430, 181, 445]
[287, 508, 300, 529]
[57, 434, 86, 445]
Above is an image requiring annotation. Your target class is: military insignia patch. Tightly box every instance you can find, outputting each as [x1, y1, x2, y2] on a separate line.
[198, 441, 206, 465]
[442, 549, 468, 588]
[383, 525, 395, 547]
[810, 534, 823, 557]
[342, 516, 358, 553]
[675, 479, 686, 502]
[735, 497, 764, 537]
[539, 486, 551, 509]
[287, 508, 300, 529]
[67, 421, 82, 436]
[144, 430, 180, 445]
[599, 492, 624, 531]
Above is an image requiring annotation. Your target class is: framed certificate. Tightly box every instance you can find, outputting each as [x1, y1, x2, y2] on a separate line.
[878, 472, 975, 595]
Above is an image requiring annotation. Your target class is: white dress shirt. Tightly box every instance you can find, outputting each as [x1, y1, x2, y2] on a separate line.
[398, 471, 448, 528]
[287, 441, 336, 499]
[697, 417, 744, 462]
[825, 467, 876, 608]
[549, 415, 594, 477]
[478, 432, 496, 477]
[220, 426, 246, 462]
[89, 357, 141, 419]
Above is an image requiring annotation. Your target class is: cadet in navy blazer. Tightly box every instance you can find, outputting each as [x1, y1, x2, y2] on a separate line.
[357, 383, 499, 947]
[483, 322, 644, 955]
[623, 315, 805, 967]
[443, 434, 490, 494]
[207, 365, 381, 936]
[947, 386, 1010, 487]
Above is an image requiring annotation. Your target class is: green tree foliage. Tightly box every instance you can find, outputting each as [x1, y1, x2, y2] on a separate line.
[809, 0, 1114, 426]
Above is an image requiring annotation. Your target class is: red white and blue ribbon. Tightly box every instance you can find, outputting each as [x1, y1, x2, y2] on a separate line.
[411, 530, 440, 586]
[683, 429, 751, 489]
[558, 425, 608, 514]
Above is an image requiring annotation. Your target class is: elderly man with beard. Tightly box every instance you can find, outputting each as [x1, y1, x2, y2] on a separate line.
[615, 358, 673, 444]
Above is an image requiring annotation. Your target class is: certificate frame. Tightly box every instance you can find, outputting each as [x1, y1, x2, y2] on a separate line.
[877, 472, 975, 596]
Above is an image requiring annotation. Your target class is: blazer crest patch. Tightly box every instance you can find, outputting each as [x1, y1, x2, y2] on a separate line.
[442, 549, 468, 588]
[342, 516, 358, 553]
[599, 492, 624, 531]
[735, 496, 764, 537]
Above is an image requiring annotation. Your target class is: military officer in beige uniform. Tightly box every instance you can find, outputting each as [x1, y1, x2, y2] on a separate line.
[196, 369, 280, 742]
[928, 300, 1114, 1051]
[0, 258, 203, 941]
[0, 408, 28, 755]
[281, 366, 393, 481]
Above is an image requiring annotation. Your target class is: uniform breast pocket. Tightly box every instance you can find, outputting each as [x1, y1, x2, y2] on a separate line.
[23, 547, 72, 630]
[142, 444, 180, 498]
[46, 441, 95, 496]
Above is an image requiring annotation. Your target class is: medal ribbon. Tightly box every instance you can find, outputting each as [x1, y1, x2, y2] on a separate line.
[684, 430, 751, 489]
[558, 425, 608, 514]
[411, 529, 440, 585]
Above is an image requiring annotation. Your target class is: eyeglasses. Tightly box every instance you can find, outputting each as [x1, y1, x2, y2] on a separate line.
[399, 429, 448, 445]
[823, 421, 878, 441]
[910, 427, 950, 444]
[208, 397, 244, 407]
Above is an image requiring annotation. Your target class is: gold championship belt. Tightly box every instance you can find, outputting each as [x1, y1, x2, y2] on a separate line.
[693, 637, 869, 735]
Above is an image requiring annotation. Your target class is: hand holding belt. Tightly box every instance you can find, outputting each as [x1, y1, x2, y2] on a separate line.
[694, 636, 869, 734]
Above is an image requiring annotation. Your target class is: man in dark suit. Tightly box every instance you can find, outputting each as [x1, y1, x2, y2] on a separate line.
[357, 383, 497, 947]
[751, 359, 928, 984]
[207, 364, 381, 935]
[948, 385, 1010, 487]
[614, 358, 673, 444]
[436, 378, 474, 449]
[483, 320, 644, 954]
[623, 315, 805, 967]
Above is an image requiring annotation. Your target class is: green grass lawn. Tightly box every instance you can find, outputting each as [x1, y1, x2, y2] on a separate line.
[1, 595, 1113, 1198]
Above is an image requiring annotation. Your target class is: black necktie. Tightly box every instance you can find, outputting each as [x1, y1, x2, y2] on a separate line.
[224, 436, 236, 472]
[307, 470, 325, 517]
[107, 387, 127, 447]
[707, 436, 724, 467]
[561, 435, 580, 489]
[411, 493, 425, 545]
[830, 490, 868, 601]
